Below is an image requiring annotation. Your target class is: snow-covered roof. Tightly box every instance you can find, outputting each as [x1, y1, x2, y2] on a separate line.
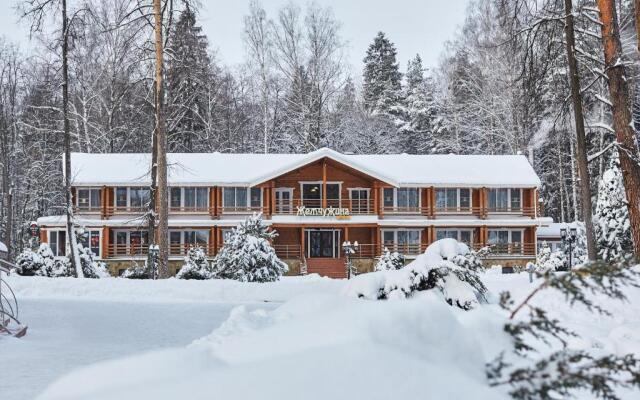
[69, 148, 541, 188]
[536, 222, 579, 238]
[0, 241, 7, 253]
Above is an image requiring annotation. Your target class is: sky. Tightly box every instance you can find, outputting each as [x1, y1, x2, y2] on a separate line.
[0, 0, 469, 72]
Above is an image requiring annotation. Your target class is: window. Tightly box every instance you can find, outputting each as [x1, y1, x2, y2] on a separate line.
[488, 229, 524, 254]
[49, 231, 66, 257]
[222, 187, 260, 210]
[112, 230, 148, 255]
[170, 187, 209, 210]
[77, 188, 101, 210]
[488, 188, 522, 212]
[435, 188, 471, 212]
[79, 230, 100, 257]
[510, 189, 521, 211]
[436, 229, 473, 244]
[349, 189, 369, 213]
[115, 187, 150, 209]
[169, 230, 210, 255]
[382, 229, 421, 254]
[383, 188, 420, 211]
[301, 183, 340, 207]
[275, 188, 293, 213]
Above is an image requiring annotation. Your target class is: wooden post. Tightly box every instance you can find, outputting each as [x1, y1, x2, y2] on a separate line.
[379, 187, 384, 218]
[39, 228, 48, 244]
[101, 186, 107, 219]
[102, 226, 109, 259]
[300, 227, 306, 259]
[210, 227, 216, 256]
[372, 181, 378, 216]
[216, 187, 222, 217]
[209, 187, 216, 218]
[322, 159, 327, 209]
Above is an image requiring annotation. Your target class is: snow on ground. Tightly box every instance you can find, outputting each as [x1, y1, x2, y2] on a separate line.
[3, 271, 640, 400]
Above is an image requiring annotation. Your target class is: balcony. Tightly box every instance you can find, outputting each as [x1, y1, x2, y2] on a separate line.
[274, 198, 375, 215]
[473, 242, 536, 257]
[105, 243, 215, 258]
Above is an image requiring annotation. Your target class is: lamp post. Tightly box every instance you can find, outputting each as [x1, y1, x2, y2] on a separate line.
[560, 226, 578, 271]
[148, 244, 159, 280]
[342, 240, 359, 279]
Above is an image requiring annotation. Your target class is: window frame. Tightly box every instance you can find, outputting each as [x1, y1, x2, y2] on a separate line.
[435, 188, 472, 213]
[76, 188, 101, 211]
[382, 188, 421, 212]
[487, 228, 526, 254]
[169, 187, 210, 212]
[114, 187, 150, 211]
[380, 228, 422, 254]
[435, 228, 474, 244]
[488, 188, 523, 213]
[348, 188, 370, 213]
[275, 187, 294, 213]
[78, 229, 101, 258]
[49, 230, 67, 257]
[299, 181, 343, 206]
[168, 229, 210, 255]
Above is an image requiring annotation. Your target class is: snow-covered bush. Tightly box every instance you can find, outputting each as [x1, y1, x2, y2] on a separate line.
[345, 239, 487, 310]
[77, 244, 110, 278]
[375, 247, 405, 271]
[176, 247, 214, 280]
[594, 154, 632, 261]
[213, 213, 288, 282]
[15, 244, 71, 277]
[536, 241, 565, 272]
[121, 262, 151, 279]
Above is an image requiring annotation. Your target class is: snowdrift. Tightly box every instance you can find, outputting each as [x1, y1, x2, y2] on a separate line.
[36, 292, 510, 400]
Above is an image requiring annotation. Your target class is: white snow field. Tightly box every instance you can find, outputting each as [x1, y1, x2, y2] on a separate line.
[2, 271, 639, 400]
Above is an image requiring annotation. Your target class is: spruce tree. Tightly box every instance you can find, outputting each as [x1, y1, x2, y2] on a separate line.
[594, 152, 632, 261]
[166, 6, 213, 151]
[362, 32, 403, 117]
[400, 54, 436, 153]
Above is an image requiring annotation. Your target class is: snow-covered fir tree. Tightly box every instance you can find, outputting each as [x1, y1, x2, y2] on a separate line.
[400, 54, 436, 153]
[176, 247, 214, 280]
[362, 32, 403, 119]
[536, 241, 565, 272]
[594, 153, 632, 261]
[15, 243, 56, 276]
[375, 247, 405, 271]
[77, 244, 110, 278]
[213, 214, 288, 282]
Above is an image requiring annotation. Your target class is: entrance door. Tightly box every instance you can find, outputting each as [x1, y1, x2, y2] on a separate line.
[307, 229, 341, 258]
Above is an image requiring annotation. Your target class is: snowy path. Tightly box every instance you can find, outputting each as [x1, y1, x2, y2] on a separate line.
[1, 298, 276, 400]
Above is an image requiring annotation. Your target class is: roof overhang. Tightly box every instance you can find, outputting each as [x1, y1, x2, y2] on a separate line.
[249, 148, 399, 187]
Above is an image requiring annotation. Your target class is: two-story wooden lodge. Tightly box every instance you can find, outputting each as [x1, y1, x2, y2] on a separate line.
[36, 148, 550, 278]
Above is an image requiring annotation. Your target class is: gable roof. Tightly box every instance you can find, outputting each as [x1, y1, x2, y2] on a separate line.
[69, 148, 541, 188]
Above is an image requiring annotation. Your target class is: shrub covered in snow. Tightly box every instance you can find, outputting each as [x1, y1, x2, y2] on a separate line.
[375, 248, 405, 271]
[535, 241, 565, 272]
[176, 247, 214, 280]
[213, 213, 288, 282]
[594, 154, 632, 261]
[77, 244, 110, 278]
[15, 244, 71, 277]
[121, 262, 151, 279]
[345, 239, 487, 310]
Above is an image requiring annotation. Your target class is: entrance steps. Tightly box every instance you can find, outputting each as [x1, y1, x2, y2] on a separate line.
[305, 257, 347, 279]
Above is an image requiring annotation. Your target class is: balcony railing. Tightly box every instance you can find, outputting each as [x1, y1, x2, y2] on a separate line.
[275, 198, 375, 215]
[106, 243, 215, 258]
[473, 242, 536, 256]
[486, 206, 537, 216]
[273, 244, 302, 259]
[105, 205, 148, 215]
[382, 205, 428, 215]
[434, 205, 482, 214]
[169, 206, 211, 213]
[217, 205, 265, 214]
[74, 205, 102, 213]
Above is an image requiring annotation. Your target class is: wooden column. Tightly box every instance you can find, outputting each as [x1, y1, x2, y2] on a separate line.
[39, 228, 48, 244]
[322, 159, 327, 209]
[430, 187, 436, 218]
[209, 187, 216, 218]
[101, 186, 107, 219]
[210, 227, 216, 255]
[372, 181, 379, 216]
[216, 187, 222, 217]
[344, 226, 349, 243]
[375, 226, 381, 254]
[270, 181, 276, 214]
[480, 187, 487, 219]
[101, 226, 109, 259]
[378, 187, 384, 217]
[300, 227, 306, 259]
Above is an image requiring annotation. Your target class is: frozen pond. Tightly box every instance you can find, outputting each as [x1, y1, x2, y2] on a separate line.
[1, 298, 276, 400]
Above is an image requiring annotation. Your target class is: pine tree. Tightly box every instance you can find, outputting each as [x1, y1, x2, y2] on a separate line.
[375, 247, 405, 271]
[213, 214, 288, 282]
[166, 6, 213, 152]
[400, 55, 436, 153]
[594, 153, 632, 261]
[362, 32, 403, 118]
[176, 246, 213, 280]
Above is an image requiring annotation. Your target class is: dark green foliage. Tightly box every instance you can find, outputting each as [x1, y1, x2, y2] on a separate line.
[488, 261, 640, 399]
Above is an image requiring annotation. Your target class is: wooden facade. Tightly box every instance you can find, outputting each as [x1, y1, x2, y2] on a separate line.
[39, 155, 542, 278]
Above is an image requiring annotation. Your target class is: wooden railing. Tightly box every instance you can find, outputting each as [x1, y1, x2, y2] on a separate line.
[382, 205, 429, 215]
[274, 198, 375, 215]
[273, 244, 302, 259]
[434, 205, 482, 214]
[74, 206, 102, 213]
[105, 205, 148, 215]
[486, 206, 537, 216]
[106, 244, 215, 258]
[217, 205, 265, 214]
[169, 206, 210, 213]
[473, 242, 536, 256]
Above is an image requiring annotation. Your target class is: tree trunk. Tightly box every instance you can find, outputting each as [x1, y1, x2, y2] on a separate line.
[597, 0, 640, 257]
[563, 0, 597, 261]
[153, 0, 169, 278]
[62, 0, 82, 277]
